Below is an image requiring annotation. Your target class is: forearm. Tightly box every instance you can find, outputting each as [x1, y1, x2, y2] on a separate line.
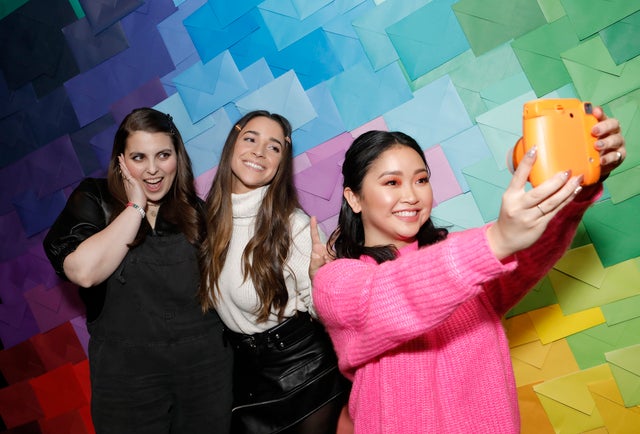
[485, 184, 602, 314]
[63, 206, 142, 287]
[516, 184, 600, 272]
[314, 227, 515, 367]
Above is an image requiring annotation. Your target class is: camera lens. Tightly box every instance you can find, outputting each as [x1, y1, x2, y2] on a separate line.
[584, 102, 593, 114]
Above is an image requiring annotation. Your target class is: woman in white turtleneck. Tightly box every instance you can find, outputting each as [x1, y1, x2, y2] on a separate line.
[199, 111, 350, 434]
[215, 185, 315, 333]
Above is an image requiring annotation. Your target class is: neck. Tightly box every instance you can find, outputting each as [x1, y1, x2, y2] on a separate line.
[147, 203, 160, 217]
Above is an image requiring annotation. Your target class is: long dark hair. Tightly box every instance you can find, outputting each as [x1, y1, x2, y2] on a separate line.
[329, 130, 448, 264]
[199, 110, 299, 322]
[107, 107, 203, 247]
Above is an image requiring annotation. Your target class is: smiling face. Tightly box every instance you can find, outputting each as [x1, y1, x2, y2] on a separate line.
[344, 144, 434, 249]
[230, 116, 286, 194]
[123, 130, 177, 204]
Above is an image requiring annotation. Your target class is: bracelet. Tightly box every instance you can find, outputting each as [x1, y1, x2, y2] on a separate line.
[126, 202, 146, 219]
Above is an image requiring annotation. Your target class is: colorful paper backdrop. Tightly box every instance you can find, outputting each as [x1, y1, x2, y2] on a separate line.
[0, 0, 639, 432]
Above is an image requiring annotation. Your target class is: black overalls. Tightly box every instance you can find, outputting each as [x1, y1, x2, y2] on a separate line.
[87, 230, 232, 434]
[43, 179, 233, 434]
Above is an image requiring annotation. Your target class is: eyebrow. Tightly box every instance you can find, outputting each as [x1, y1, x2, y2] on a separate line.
[128, 148, 173, 156]
[244, 130, 284, 147]
[377, 167, 428, 179]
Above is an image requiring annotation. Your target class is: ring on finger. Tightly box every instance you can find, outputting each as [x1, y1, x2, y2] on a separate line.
[536, 204, 546, 216]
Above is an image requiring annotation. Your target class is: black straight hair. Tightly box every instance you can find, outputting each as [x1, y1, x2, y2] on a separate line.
[329, 130, 448, 263]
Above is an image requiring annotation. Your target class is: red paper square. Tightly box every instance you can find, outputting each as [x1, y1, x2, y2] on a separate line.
[39, 407, 92, 434]
[31, 322, 86, 371]
[0, 380, 44, 428]
[0, 339, 46, 384]
[29, 364, 88, 419]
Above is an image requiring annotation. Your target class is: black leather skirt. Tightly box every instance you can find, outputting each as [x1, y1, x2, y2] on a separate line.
[224, 311, 350, 434]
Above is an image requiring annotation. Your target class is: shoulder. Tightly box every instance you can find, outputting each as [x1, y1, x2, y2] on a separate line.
[315, 257, 369, 284]
[290, 208, 312, 235]
[291, 208, 311, 224]
[69, 178, 109, 203]
[64, 178, 113, 222]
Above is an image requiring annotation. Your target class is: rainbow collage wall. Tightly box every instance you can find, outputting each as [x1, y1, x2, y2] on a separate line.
[1, 0, 639, 432]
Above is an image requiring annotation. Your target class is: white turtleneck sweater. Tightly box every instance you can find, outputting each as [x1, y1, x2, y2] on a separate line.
[215, 186, 320, 334]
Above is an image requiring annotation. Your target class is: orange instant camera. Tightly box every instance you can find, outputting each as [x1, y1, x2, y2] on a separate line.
[509, 98, 600, 187]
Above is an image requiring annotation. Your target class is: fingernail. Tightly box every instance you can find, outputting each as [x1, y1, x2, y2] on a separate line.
[595, 140, 604, 149]
[526, 146, 537, 158]
[561, 170, 570, 180]
[574, 186, 583, 195]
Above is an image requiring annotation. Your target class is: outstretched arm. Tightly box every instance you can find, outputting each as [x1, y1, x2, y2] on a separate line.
[483, 106, 626, 314]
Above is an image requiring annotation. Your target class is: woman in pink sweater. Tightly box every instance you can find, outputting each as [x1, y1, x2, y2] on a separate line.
[311, 107, 625, 434]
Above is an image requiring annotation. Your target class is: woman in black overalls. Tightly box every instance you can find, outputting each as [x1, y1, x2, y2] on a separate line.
[43, 108, 233, 434]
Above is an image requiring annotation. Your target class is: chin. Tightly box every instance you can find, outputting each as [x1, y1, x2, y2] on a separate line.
[147, 191, 168, 202]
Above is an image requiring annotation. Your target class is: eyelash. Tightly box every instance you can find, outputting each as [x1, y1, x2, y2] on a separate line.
[244, 137, 281, 153]
[131, 152, 171, 161]
[384, 177, 429, 186]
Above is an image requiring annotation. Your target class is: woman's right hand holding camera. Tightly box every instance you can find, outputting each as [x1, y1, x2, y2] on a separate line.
[487, 147, 583, 260]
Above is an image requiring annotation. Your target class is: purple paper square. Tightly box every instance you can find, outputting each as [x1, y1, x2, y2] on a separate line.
[27, 135, 85, 198]
[62, 18, 130, 72]
[12, 189, 67, 238]
[109, 78, 168, 125]
[0, 293, 41, 349]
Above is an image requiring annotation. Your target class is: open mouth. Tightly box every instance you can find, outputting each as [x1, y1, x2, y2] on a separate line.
[144, 177, 163, 191]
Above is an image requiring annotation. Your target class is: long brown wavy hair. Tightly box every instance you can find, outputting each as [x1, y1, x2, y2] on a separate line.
[106, 107, 204, 247]
[199, 110, 299, 322]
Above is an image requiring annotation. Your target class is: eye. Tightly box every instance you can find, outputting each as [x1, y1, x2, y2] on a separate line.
[384, 179, 398, 186]
[416, 176, 429, 184]
[243, 136, 256, 143]
[158, 151, 172, 160]
[268, 144, 281, 153]
[131, 154, 144, 161]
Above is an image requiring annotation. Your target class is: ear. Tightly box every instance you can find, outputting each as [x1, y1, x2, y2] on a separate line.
[343, 187, 362, 214]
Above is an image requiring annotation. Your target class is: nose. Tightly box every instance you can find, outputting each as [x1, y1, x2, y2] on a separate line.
[146, 159, 159, 174]
[401, 184, 418, 204]
[252, 142, 266, 158]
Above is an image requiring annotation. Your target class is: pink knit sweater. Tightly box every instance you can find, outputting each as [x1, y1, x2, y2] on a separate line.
[313, 191, 600, 434]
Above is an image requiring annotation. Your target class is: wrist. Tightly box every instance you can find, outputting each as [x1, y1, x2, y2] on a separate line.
[127, 201, 146, 219]
[486, 224, 511, 260]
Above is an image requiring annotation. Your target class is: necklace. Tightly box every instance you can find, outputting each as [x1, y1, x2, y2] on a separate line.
[147, 204, 159, 218]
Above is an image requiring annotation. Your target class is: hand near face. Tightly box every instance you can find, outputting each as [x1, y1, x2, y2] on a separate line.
[118, 154, 147, 207]
[309, 216, 332, 281]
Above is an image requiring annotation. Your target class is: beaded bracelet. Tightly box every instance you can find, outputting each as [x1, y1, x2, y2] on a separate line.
[126, 202, 146, 219]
